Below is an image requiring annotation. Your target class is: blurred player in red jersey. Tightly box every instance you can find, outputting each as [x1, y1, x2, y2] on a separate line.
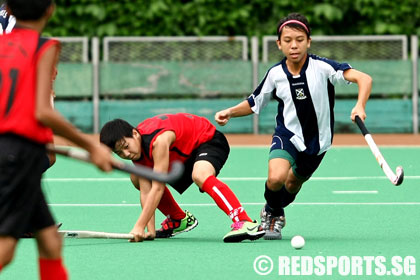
[2, 0, 67, 239]
[0, 0, 116, 279]
[100, 113, 266, 242]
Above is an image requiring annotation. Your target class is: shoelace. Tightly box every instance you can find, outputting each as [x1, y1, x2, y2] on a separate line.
[269, 216, 284, 232]
[231, 221, 245, 230]
[262, 210, 283, 232]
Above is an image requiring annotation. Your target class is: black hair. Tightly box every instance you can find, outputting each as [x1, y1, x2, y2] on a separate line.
[6, 0, 52, 21]
[277, 13, 311, 40]
[100, 119, 136, 150]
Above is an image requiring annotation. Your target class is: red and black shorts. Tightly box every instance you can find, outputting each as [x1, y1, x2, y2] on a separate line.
[0, 134, 55, 239]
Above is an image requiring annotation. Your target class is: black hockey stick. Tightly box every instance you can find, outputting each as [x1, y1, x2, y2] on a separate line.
[355, 116, 404, 186]
[47, 145, 183, 184]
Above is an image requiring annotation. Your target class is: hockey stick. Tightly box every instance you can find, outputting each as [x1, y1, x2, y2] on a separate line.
[355, 116, 404, 186]
[59, 230, 133, 239]
[47, 145, 183, 184]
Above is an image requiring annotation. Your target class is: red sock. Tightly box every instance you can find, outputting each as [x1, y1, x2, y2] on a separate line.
[202, 175, 252, 223]
[0, 264, 2, 272]
[39, 258, 68, 280]
[157, 187, 185, 220]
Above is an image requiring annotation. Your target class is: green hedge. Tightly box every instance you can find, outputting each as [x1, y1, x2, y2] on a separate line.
[45, 0, 420, 38]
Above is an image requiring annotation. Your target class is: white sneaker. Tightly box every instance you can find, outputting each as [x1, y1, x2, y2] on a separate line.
[260, 206, 285, 240]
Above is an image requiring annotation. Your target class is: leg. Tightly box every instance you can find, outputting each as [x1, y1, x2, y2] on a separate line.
[35, 226, 63, 259]
[194, 160, 265, 242]
[192, 131, 253, 223]
[131, 175, 198, 238]
[190, 131, 265, 242]
[262, 135, 326, 240]
[0, 136, 65, 276]
[22, 152, 57, 238]
[262, 162, 307, 240]
[194, 160, 251, 223]
[131, 174, 185, 220]
[261, 135, 299, 240]
[35, 226, 68, 280]
[0, 236, 17, 269]
[31, 189, 68, 280]
[265, 158, 292, 216]
[265, 158, 305, 215]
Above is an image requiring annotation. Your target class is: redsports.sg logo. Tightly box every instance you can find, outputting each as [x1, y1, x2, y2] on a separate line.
[254, 255, 416, 277]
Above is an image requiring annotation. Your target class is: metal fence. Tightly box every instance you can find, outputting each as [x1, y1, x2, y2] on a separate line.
[262, 35, 408, 62]
[55, 37, 89, 63]
[54, 35, 419, 134]
[103, 36, 249, 62]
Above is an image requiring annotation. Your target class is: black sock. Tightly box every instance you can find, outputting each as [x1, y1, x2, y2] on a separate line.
[278, 185, 297, 208]
[264, 203, 284, 217]
[264, 182, 298, 216]
[264, 182, 285, 216]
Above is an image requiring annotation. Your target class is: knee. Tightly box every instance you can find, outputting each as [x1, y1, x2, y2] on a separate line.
[0, 237, 17, 267]
[285, 180, 302, 194]
[37, 231, 63, 259]
[267, 175, 287, 191]
[191, 170, 206, 187]
[0, 251, 15, 267]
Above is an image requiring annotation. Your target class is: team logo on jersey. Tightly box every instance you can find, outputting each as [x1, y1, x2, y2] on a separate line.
[295, 88, 307, 100]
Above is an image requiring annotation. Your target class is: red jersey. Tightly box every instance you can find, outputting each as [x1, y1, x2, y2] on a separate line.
[0, 28, 59, 144]
[134, 113, 216, 167]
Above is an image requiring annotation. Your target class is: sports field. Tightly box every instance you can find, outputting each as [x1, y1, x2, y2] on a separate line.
[2, 145, 419, 279]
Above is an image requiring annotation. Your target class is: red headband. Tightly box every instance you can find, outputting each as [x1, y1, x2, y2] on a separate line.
[279, 20, 309, 34]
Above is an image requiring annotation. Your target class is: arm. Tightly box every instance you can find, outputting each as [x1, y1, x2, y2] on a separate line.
[343, 68, 372, 121]
[215, 100, 253, 126]
[36, 45, 114, 172]
[137, 177, 157, 240]
[129, 131, 175, 242]
[130, 175, 156, 239]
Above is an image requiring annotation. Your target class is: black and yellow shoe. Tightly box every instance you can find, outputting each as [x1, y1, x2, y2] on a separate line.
[155, 210, 198, 238]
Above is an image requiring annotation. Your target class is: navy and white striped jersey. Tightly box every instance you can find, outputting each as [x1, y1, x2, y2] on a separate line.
[248, 54, 351, 155]
[0, 4, 15, 35]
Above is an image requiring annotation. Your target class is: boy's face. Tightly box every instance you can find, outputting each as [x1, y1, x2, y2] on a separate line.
[114, 129, 142, 161]
[277, 26, 311, 64]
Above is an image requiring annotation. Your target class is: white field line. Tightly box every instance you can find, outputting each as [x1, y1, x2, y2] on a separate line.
[43, 175, 420, 182]
[332, 190, 379, 194]
[49, 202, 420, 207]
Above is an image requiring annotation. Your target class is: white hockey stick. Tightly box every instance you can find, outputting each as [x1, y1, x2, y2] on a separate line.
[355, 116, 404, 186]
[59, 230, 133, 239]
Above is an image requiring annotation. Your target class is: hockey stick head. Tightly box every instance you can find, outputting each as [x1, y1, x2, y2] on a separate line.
[394, 166, 404, 186]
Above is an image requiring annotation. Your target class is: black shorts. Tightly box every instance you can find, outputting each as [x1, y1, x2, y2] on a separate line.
[0, 134, 55, 239]
[169, 130, 230, 194]
[269, 133, 326, 180]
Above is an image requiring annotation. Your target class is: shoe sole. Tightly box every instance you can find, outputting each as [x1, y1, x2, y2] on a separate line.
[171, 219, 199, 237]
[223, 230, 266, 243]
[263, 232, 282, 240]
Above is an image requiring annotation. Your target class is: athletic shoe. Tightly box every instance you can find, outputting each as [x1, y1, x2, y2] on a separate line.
[260, 206, 285, 240]
[223, 220, 265, 243]
[155, 210, 198, 238]
[21, 222, 63, 238]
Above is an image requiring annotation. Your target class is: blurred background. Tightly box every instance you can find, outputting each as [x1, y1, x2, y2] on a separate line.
[39, 0, 420, 134]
